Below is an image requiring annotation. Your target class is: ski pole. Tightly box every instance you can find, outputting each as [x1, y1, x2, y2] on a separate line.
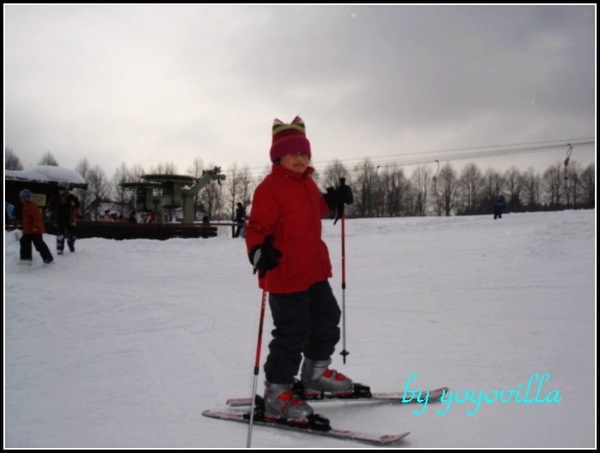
[247, 282, 268, 448]
[338, 178, 349, 364]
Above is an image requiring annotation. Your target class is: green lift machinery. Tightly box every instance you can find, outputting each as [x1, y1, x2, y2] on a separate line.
[121, 167, 226, 224]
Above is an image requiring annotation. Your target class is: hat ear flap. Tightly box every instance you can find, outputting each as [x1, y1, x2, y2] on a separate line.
[291, 116, 305, 126]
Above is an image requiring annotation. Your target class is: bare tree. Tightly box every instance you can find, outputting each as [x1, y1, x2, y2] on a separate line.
[38, 151, 59, 166]
[562, 161, 582, 208]
[112, 162, 139, 216]
[579, 163, 595, 209]
[130, 164, 146, 181]
[75, 158, 111, 220]
[5, 148, 24, 170]
[149, 162, 177, 175]
[483, 168, 505, 201]
[321, 159, 349, 190]
[522, 167, 541, 210]
[504, 166, 525, 212]
[409, 165, 432, 217]
[191, 161, 224, 220]
[352, 158, 379, 218]
[74, 158, 92, 219]
[187, 157, 205, 220]
[379, 164, 409, 217]
[542, 163, 564, 208]
[222, 164, 255, 234]
[436, 163, 458, 216]
[456, 163, 483, 215]
[198, 177, 224, 220]
[226, 163, 242, 221]
[239, 165, 254, 208]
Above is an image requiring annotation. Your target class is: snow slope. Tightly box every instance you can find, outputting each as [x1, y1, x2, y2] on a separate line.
[4, 210, 596, 448]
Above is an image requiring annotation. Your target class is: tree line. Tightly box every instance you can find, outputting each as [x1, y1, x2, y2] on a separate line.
[5, 148, 595, 221]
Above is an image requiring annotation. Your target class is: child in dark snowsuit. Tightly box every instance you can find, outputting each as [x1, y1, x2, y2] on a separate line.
[245, 116, 354, 423]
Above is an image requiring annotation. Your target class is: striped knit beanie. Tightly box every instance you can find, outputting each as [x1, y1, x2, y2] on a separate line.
[270, 116, 311, 162]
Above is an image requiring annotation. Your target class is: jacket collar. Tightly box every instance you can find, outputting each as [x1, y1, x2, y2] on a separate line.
[271, 163, 314, 180]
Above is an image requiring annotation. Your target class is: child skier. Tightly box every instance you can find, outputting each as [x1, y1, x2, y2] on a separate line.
[245, 116, 354, 424]
[18, 189, 54, 265]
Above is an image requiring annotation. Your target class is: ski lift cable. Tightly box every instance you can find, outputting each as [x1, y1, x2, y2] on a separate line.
[312, 139, 594, 173]
[240, 138, 594, 179]
[311, 138, 594, 168]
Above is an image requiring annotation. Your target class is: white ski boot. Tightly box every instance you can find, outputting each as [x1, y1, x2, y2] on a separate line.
[263, 381, 314, 424]
[301, 358, 354, 398]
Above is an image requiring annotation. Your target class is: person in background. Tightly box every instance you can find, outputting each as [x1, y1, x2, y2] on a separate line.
[234, 202, 246, 238]
[494, 199, 505, 220]
[47, 181, 81, 254]
[18, 189, 54, 265]
[6, 201, 16, 222]
[101, 209, 112, 221]
[245, 116, 355, 424]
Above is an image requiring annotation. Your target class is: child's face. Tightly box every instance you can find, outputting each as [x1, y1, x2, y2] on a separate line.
[280, 152, 310, 174]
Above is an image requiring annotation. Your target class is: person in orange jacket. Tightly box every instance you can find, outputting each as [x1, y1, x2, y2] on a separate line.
[245, 116, 354, 424]
[18, 189, 54, 265]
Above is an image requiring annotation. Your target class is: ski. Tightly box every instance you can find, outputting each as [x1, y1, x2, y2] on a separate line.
[227, 385, 449, 407]
[202, 408, 410, 446]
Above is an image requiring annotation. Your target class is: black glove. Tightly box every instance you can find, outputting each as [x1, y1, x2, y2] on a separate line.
[324, 178, 353, 224]
[324, 187, 338, 211]
[249, 235, 282, 275]
[337, 180, 354, 205]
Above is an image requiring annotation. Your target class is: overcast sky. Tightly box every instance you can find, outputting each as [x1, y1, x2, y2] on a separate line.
[4, 4, 596, 180]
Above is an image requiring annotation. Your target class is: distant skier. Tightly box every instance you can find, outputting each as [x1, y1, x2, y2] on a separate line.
[47, 181, 80, 254]
[234, 202, 246, 238]
[18, 189, 54, 265]
[493, 200, 505, 220]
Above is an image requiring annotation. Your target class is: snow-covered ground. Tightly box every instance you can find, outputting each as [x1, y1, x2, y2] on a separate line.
[4, 210, 596, 448]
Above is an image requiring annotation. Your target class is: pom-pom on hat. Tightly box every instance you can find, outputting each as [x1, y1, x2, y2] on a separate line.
[270, 116, 311, 162]
[19, 189, 33, 201]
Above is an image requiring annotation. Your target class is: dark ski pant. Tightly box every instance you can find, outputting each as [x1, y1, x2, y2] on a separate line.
[20, 233, 53, 262]
[234, 223, 245, 238]
[264, 280, 341, 384]
[56, 222, 77, 252]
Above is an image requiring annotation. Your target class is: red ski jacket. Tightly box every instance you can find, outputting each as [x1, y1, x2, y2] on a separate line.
[20, 200, 46, 235]
[245, 164, 332, 293]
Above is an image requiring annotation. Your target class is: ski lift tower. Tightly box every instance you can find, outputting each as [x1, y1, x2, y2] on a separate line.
[141, 167, 226, 224]
[120, 181, 164, 218]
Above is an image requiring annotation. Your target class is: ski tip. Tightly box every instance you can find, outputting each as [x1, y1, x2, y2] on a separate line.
[427, 386, 450, 400]
[378, 431, 411, 445]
